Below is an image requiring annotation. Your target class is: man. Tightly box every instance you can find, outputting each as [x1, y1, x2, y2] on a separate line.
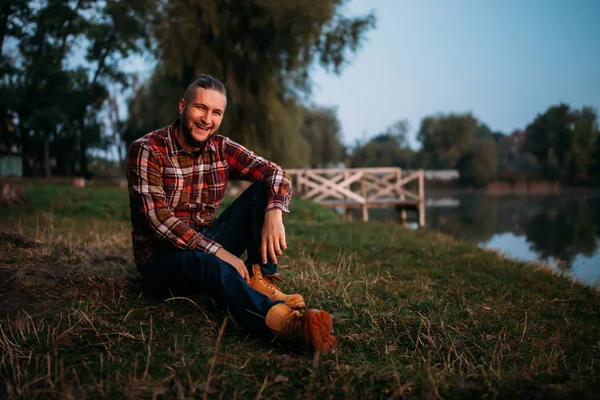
[126, 75, 336, 353]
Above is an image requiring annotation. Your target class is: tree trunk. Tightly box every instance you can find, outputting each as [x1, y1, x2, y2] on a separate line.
[44, 137, 51, 178]
[109, 96, 126, 173]
[241, 72, 251, 147]
[70, 133, 78, 177]
[80, 134, 89, 179]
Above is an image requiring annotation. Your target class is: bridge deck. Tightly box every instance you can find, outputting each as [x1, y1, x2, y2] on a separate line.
[286, 167, 425, 226]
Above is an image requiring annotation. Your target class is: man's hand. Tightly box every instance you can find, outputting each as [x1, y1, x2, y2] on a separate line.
[260, 209, 287, 264]
[215, 248, 250, 284]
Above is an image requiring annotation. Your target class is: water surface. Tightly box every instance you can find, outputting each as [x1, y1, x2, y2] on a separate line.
[369, 191, 600, 289]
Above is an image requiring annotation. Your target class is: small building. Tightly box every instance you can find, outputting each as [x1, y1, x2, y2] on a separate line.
[423, 169, 460, 181]
[406, 169, 460, 181]
[0, 151, 23, 177]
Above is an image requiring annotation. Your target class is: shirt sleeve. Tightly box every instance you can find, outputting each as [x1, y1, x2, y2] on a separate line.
[223, 138, 292, 212]
[126, 141, 222, 254]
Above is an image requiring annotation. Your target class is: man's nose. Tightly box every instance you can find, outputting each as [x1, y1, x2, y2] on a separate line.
[201, 111, 211, 123]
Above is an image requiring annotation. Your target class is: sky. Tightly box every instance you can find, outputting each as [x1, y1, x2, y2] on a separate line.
[121, 0, 600, 149]
[308, 0, 600, 148]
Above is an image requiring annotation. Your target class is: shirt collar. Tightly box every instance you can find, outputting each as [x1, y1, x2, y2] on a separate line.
[169, 119, 217, 156]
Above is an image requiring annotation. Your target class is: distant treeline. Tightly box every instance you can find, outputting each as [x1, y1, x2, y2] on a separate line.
[348, 105, 600, 188]
[1, 2, 598, 188]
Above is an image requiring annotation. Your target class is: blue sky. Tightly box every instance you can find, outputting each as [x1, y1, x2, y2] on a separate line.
[309, 0, 600, 148]
[122, 0, 600, 149]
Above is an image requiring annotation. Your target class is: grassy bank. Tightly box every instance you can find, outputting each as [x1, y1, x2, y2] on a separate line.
[0, 183, 598, 399]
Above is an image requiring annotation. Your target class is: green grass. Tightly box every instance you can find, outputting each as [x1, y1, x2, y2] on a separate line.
[0, 183, 599, 399]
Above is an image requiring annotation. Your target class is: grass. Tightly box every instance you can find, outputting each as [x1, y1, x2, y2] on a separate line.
[0, 183, 599, 399]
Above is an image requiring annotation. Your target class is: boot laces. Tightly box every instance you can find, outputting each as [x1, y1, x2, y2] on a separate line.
[261, 274, 285, 292]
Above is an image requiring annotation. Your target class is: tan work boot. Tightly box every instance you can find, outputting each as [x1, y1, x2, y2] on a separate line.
[250, 265, 306, 310]
[265, 303, 337, 353]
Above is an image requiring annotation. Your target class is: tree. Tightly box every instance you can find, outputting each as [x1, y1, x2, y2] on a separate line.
[0, 0, 32, 153]
[416, 113, 478, 169]
[495, 130, 540, 183]
[475, 123, 494, 140]
[299, 106, 344, 168]
[383, 119, 410, 148]
[568, 107, 599, 184]
[125, 0, 376, 168]
[522, 104, 599, 185]
[456, 136, 498, 188]
[349, 119, 416, 168]
[416, 113, 498, 187]
[593, 133, 600, 186]
[0, 0, 152, 177]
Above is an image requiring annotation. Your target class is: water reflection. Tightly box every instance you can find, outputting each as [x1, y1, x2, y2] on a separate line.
[374, 192, 600, 288]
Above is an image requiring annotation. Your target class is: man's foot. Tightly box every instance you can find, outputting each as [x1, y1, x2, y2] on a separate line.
[250, 265, 306, 310]
[265, 303, 337, 353]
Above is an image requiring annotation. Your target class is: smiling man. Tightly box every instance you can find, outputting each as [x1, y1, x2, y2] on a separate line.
[126, 75, 336, 353]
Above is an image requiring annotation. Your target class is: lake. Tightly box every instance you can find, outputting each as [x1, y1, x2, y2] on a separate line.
[369, 190, 600, 289]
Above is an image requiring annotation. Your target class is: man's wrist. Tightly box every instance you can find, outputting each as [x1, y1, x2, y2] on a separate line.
[265, 208, 284, 222]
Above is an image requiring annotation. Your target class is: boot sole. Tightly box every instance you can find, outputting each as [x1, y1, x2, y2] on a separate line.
[304, 310, 337, 353]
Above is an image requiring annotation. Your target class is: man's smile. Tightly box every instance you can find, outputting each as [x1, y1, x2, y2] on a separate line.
[194, 122, 211, 131]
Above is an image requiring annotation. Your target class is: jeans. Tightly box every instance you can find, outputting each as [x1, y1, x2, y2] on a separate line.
[141, 182, 282, 338]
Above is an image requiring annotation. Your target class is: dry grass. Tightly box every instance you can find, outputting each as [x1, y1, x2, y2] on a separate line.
[0, 184, 599, 399]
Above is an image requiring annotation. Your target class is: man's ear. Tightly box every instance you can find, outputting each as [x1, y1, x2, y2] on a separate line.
[178, 98, 185, 115]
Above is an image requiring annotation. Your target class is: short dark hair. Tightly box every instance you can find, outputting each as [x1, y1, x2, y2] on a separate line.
[184, 75, 227, 102]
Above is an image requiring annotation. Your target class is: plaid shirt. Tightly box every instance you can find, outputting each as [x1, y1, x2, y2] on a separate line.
[126, 119, 292, 269]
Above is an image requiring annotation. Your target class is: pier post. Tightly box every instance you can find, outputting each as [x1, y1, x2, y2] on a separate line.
[398, 169, 407, 224]
[418, 170, 425, 227]
[360, 173, 368, 222]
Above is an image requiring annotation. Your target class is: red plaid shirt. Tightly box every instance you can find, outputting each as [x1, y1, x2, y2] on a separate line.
[126, 119, 292, 269]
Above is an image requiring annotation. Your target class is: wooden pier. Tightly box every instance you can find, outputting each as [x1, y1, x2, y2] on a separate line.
[286, 167, 425, 226]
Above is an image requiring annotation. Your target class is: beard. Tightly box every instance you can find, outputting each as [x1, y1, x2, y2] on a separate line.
[181, 121, 208, 148]
[181, 111, 215, 149]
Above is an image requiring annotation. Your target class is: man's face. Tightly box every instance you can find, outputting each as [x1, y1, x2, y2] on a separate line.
[178, 88, 227, 148]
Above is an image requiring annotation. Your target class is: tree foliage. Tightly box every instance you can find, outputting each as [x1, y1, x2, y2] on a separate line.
[1, 0, 152, 177]
[495, 130, 540, 183]
[416, 113, 498, 187]
[125, 0, 376, 168]
[299, 106, 345, 168]
[522, 104, 599, 185]
[349, 119, 415, 168]
[2, 1, 599, 190]
[417, 113, 478, 169]
[456, 136, 498, 188]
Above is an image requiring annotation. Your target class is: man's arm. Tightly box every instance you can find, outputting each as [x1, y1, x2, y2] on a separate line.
[223, 138, 292, 212]
[126, 141, 222, 254]
[223, 138, 292, 264]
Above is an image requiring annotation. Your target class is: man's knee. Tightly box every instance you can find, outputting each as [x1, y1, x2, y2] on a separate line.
[234, 182, 268, 209]
[196, 253, 243, 283]
[244, 182, 267, 198]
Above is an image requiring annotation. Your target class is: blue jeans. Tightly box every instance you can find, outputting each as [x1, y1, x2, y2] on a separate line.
[141, 182, 282, 338]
